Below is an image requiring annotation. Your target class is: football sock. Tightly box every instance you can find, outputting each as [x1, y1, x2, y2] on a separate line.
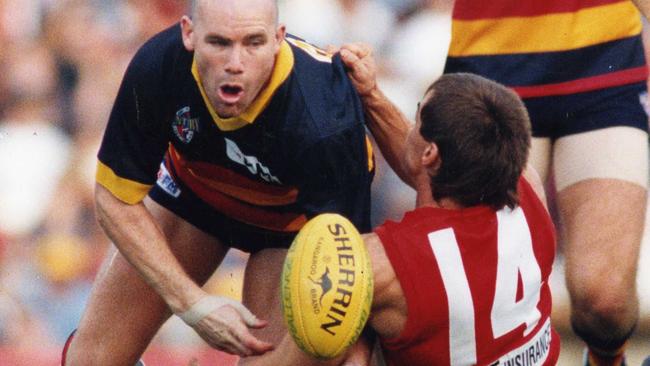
[60, 330, 76, 366]
[586, 344, 626, 366]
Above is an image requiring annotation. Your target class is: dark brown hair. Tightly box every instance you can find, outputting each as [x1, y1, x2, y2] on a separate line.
[419, 73, 531, 210]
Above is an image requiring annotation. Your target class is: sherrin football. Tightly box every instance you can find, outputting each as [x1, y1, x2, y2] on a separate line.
[281, 213, 373, 359]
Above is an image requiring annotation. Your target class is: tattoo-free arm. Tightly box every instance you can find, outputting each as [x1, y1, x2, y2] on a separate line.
[95, 183, 204, 313]
[340, 44, 416, 188]
[95, 184, 273, 356]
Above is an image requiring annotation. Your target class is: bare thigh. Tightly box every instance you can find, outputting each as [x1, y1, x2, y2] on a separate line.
[66, 197, 229, 366]
[554, 127, 648, 328]
[237, 248, 287, 366]
[238, 248, 337, 366]
[529, 137, 552, 184]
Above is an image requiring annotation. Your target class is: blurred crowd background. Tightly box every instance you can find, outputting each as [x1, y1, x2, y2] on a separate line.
[0, 0, 648, 364]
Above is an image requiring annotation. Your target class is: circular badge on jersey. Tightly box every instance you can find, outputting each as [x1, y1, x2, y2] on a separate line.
[172, 106, 200, 144]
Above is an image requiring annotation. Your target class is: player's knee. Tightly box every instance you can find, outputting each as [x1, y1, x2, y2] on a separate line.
[571, 282, 639, 341]
[63, 331, 114, 366]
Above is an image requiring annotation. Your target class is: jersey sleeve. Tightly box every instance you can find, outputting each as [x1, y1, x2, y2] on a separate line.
[294, 125, 374, 232]
[96, 35, 171, 204]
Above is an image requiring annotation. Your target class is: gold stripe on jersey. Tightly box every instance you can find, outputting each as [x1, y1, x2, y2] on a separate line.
[96, 161, 153, 204]
[365, 135, 374, 172]
[192, 40, 295, 131]
[449, 1, 641, 56]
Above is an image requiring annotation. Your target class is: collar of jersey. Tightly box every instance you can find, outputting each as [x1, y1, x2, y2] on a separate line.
[191, 40, 294, 131]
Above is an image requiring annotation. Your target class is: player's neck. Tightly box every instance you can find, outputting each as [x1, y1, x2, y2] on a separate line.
[415, 186, 464, 210]
[434, 197, 465, 210]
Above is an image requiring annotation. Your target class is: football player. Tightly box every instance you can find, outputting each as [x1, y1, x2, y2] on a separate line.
[444, 1, 650, 364]
[268, 62, 561, 365]
[62, 1, 373, 365]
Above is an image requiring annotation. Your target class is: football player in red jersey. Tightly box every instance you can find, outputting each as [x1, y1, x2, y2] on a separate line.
[267, 57, 561, 366]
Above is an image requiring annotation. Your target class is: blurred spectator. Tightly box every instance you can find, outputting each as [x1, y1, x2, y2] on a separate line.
[0, 41, 71, 240]
[0, 286, 50, 347]
[2, 234, 93, 344]
[42, 0, 141, 134]
[0, 0, 47, 44]
[380, 0, 452, 118]
[126, 0, 189, 41]
[280, 0, 396, 54]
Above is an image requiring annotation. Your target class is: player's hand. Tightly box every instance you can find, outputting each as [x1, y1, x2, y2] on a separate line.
[178, 295, 274, 357]
[339, 331, 372, 366]
[339, 43, 378, 98]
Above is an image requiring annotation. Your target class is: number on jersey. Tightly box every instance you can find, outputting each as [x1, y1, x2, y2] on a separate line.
[428, 207, 542, 366]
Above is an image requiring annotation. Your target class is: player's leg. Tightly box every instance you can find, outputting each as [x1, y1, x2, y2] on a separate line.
[528, 136, 552, 184]
[64, 197, 229, 366]
[238, 248, 288, 365]
[554, 126, 648, 365]
[237, 248, 338, 366]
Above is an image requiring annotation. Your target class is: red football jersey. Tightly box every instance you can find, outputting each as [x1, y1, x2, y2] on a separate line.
[375, 177, 560, 366]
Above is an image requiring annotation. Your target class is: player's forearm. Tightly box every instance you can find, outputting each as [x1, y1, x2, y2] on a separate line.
[361, 87, 416, 188]
[94, 184, 204, 314]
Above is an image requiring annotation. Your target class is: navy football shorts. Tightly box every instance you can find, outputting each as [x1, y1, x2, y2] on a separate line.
[148, 161, 296, 253]
[524, 81, 649, 139]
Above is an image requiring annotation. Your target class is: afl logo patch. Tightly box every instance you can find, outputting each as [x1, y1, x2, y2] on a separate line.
[172, 107, 200, 143]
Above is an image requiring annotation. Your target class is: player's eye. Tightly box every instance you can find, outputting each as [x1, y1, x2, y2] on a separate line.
[247, 36, 267, 47]
[207, 36, 231, 47]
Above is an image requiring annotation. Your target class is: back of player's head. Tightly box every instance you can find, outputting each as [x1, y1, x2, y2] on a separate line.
[419, 73, 531, 210]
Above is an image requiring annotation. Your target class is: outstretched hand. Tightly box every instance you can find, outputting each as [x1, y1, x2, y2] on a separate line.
[179, 295, 274, 357]
[339, 43, 378, 98]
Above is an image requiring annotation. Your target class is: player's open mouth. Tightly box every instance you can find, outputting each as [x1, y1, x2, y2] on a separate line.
[219, 84, 244, 104]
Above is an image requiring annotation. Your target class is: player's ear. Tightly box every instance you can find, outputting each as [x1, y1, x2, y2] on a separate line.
[274, 24, 286, 52]
[180, 15, 195, 52]
[422, 142, 441, 175]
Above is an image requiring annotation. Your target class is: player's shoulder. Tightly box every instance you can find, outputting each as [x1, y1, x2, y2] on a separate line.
[363, 232, 390, 280]
[127, 23, 190, 84]
[283, 34, 364, 138]
[362, 231, 398, 308]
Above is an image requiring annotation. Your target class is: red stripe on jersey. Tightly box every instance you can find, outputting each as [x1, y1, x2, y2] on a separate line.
[169, 154, 306, 232]
[513, 65, 648, 98]
[169, 145, 299, 206]
[453, 0, 625, 20]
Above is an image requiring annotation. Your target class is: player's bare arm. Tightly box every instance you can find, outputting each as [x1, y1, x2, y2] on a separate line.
[362, 233, 406, 341]
[94, 184, 273, 357]
[339, 44, 415, 188]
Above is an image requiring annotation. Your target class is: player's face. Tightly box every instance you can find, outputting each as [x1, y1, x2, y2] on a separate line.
[182, 0, 284, 118]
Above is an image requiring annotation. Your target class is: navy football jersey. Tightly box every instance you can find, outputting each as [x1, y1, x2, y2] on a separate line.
[96, 24, 374, 233]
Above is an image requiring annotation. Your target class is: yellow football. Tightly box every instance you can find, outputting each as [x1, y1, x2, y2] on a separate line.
[281, 213, 373, 359]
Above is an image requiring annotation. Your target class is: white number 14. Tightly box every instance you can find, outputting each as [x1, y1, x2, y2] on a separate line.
[428, 207, 542, 366]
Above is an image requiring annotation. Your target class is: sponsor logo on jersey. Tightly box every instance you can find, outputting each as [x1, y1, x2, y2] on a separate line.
[172, 106, 200, 143]
[156, 163, 181, 198]
[224, 137, 282, 184]
[490, 318, 552, 366]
